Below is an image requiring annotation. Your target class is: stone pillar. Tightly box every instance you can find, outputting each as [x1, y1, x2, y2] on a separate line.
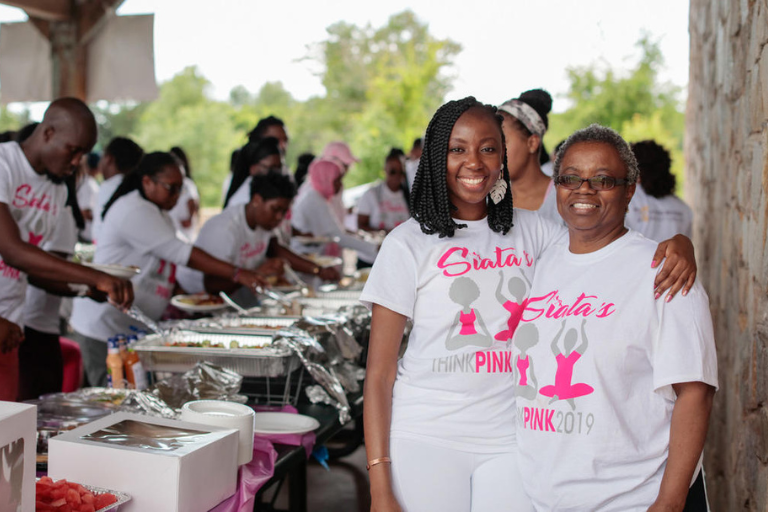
[686, 1, 768, 510]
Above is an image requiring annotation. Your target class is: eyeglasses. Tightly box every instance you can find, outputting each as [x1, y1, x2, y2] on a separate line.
[152, 179, 183, 195]
[554, 175, 631, 191]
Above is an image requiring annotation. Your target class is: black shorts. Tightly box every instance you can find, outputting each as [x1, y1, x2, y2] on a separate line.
[683, 469, 710, 512]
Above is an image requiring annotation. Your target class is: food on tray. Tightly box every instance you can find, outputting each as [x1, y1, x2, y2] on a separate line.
[264, 275, 292, 286]
[175, 294, 223, 306]
[36, 476, 117, 511]
[165, 339, 268, 349]
[237, 323, 284, 330]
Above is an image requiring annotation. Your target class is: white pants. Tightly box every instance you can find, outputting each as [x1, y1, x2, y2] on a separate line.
[389, 437, 534, 512]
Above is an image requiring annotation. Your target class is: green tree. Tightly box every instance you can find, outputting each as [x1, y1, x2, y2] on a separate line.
[308, 10, 461, 186]
[134, 66, 240, 207]
[545, 35, 685, 193]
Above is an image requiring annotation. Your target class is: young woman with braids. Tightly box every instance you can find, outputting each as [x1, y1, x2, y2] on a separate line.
[361, 97, 699, 512]
[70, 152, 268, 387]
[497, 89, 561, 223]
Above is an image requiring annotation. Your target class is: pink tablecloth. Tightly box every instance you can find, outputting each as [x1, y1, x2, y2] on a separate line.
[210, 405, 317, 512]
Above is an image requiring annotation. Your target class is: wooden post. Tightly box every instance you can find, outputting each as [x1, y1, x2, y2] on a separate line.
[0, 0, 123, 100]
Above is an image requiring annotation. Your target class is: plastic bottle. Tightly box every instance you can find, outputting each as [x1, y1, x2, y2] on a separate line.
[123, 336, 148, 390]
[106, 338, 125, 389]
[117, 334, 128, 363]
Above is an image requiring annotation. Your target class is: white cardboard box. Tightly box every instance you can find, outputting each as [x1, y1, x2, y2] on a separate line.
[0, 401, 36, 512]
[48, 412, 238, 512]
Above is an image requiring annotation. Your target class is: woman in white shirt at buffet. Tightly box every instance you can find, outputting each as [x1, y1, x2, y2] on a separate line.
[70, 152, 268, 387]
[176, 172, 339, 298]
[291, 158, 378, 262]
[357, 148, 411, 234]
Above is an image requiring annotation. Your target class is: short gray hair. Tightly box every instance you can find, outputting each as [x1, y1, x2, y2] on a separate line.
[553, 124, 639, 184]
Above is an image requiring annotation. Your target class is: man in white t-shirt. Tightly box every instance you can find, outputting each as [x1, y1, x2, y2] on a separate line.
[91, 137, 144, 242]
[0, 98, 134, 400]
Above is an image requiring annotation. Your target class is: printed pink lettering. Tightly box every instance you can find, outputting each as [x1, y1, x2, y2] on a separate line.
[523, 290, 616, 321]
[522, 407, 557, 432]
[0, 259, 20, 280]
[155, 285, 171, 299]
[504, 352, 513, 373]
[12, 184, 58, 215]
[475, 351, 486, 373]
[239, 241, 267, 260]
[437, 246, 533, 277]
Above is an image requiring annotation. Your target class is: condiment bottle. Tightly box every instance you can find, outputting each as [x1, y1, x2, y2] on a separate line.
[117, 334, 128, 363]
[106, 337, 125, 389]
[123, 335, 148, 390]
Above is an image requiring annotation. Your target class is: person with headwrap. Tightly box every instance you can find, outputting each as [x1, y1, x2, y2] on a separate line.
[497, 89, 561, 224]
[290, 158, 377, 262]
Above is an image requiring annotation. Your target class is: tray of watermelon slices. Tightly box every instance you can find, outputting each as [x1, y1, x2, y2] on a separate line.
[35, 476, 130, 511]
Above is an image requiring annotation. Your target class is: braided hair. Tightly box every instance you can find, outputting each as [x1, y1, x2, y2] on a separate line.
[411, 97, 513, 238]
[102, 152, 179, 219]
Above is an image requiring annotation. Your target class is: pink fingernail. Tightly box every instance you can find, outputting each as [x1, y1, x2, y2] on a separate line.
[651, 260, 657, 268]
[654, 292, 661, 300]
[666, 295, 672, 303]
[682, 290, 688, 296]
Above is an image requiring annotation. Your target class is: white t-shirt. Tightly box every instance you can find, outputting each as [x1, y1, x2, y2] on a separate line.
[405, 158, 419, 190]
[291, 188, 378, 260]
[76, 175, 99, 242]
[626, 186, 693, 242]
[226, 176, 251, 207]
[70, 190, 193, 340]
[356, 182, 409, 231]
[24, 206, 78, 334]
[360, 211, 566, 452]
[176, 205, 275, 294]
[92, 174, 123, 243]
[0, 142, 67, 326]
[169, 177, 200, 242]
[514, 230, 718, 511]
[533, 179, 562, 225]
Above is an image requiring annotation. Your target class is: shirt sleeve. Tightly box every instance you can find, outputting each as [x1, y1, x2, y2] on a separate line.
[356, 187, 377, 216]
[0, 159, 13, 205]
[194, 218, 238, 264]
[651, 280, 719, 398]
[116, 203, 193, 266]
[359, 231, 418, 319]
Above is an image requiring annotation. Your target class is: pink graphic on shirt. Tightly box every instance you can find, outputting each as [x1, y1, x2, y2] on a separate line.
[437, 246, 534, 277]
[539, 319, 594, 410]
[154, 259, 177, 299]
[27, 232, 44, 247]
[445, 276, 492, 350]
[517, 355, 530, 386]
[513, 323, 540, 400]
[494, 269, 531, 344]
[12, 184, 58, 215]
[458, 309, 478, 335]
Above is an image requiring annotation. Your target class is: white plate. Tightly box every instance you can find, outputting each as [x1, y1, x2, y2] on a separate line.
[171, 294, 230, 313]
[252, 412, 320, 435]
[83, 262, 141, 279]
[305, 255, 343, 268]
[293, 235, 334, 245]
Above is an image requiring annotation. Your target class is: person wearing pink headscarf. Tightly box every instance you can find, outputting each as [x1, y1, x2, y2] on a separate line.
[291, 159, 378, 261]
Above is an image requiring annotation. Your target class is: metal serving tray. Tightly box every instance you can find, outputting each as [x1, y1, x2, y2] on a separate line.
[297, 296, 362, 316]
[192, 315, 300, 335]
[37, 478, 131, 511]
[133, 330, 300, 377]
[312, 290, 362, 300]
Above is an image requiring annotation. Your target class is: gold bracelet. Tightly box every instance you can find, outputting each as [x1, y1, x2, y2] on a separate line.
[366, 456, 391, 470]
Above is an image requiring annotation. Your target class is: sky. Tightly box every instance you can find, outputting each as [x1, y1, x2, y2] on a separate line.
[0, 0, 690, 115]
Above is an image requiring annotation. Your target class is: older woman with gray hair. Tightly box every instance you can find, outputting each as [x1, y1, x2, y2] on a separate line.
[513, 124, 718, 511]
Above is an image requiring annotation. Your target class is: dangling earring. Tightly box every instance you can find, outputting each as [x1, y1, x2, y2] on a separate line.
[490, 166, 507, 205]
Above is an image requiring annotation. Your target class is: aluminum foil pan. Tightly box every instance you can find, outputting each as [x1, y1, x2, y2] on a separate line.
[134, 330, 300, 377]
[191, 315, 300, 335]
[296, 297, 361, 316]
[311, 290, 362, 300]
[37, 478, 131, 511]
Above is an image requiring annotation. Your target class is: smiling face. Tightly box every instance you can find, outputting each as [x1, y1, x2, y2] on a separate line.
[556, 141, 635, 251]
[445, 107, 504, 221]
